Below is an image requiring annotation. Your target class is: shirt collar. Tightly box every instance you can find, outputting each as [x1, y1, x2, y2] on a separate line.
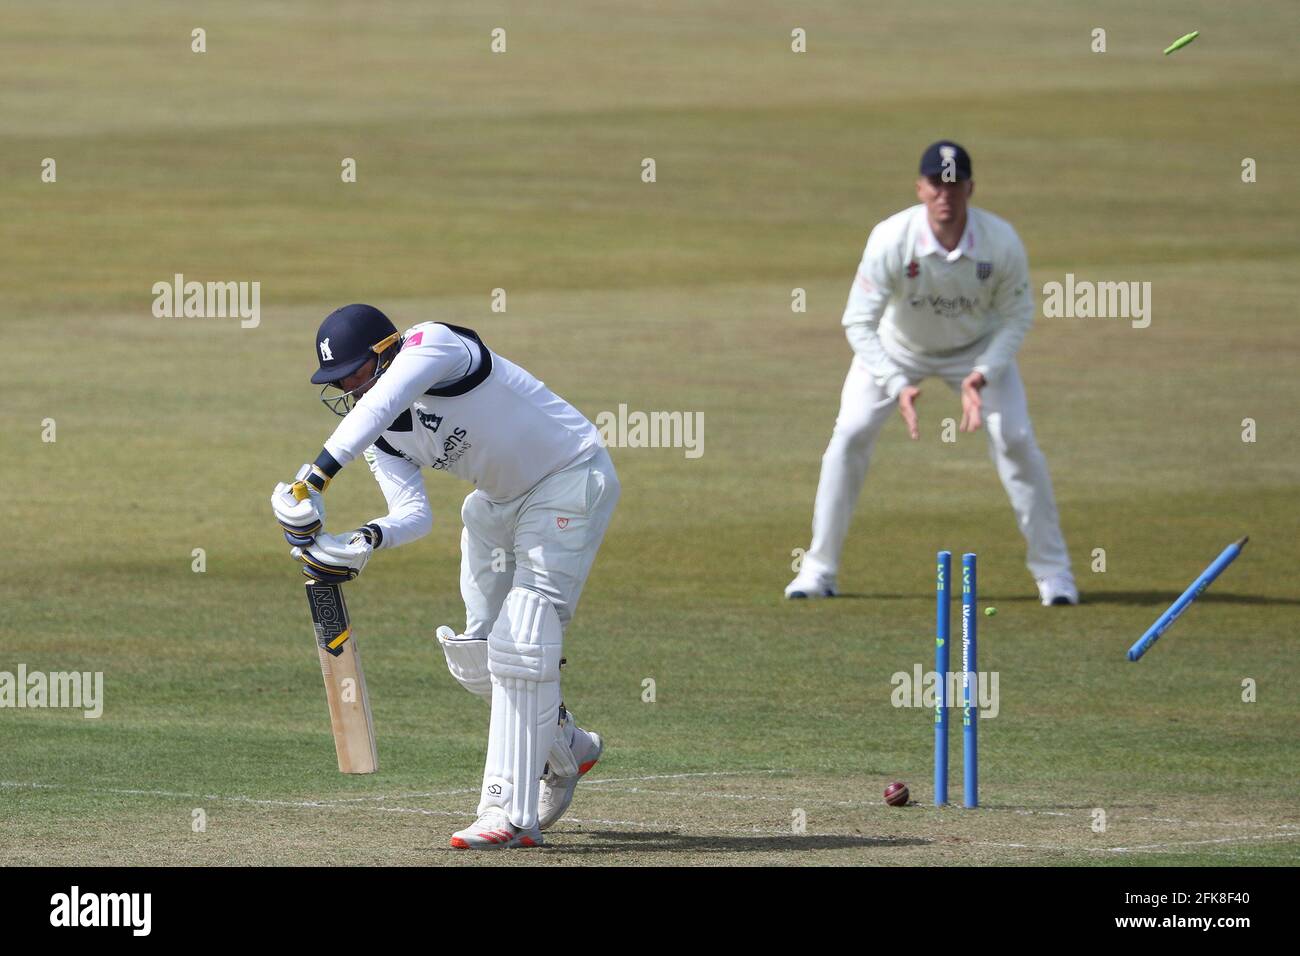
[914, 207, 976, 263]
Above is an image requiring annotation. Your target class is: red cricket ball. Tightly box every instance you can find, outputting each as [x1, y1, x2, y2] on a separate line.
[884, 782, 909, 806]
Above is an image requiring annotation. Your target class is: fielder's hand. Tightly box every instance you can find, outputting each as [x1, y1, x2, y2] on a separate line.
[960, 371, 987, 433]
[898, 385, 922, 440]
[291, 529, 373, 583]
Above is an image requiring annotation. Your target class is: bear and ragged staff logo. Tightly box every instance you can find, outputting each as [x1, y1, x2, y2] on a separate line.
[416, 408, 443, 433]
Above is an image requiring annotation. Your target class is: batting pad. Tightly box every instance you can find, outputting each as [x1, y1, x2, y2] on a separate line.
[480, 588, 565, 829]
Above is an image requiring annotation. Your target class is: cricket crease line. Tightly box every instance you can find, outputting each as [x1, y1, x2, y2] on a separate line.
[586, 784, 883, 807]
[321, 787, 480, 802]
[1103, 832, 1300, 853]
[0, 780, 906, 840]
[328, 803, 676, 829]
[323, 777, 787, 802]
[363, 805, 1300, 848]
[0, 779, 459, 810]
[971, 841, 1076, 851]
[558, 818, 900, 838]
[971, 832, 1300, 854]
[320, 809, 1292, 849]
[584, 769, 787, 785]
[994, 805, 1300, 830]
[0, 775, 776, 806]
[575, 788, 1300, 831]
[1007, 807, 1299, 829]
[1129, 816, 1298, 830]
[0, 780, 720, 832]
[550, 815, 676, 829]
[9, 781, 1296, 853]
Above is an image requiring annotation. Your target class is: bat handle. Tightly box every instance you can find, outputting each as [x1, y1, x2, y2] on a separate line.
[291, 480, 311, 502]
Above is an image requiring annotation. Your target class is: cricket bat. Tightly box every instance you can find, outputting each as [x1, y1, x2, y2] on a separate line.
[303, 580, 377, 773]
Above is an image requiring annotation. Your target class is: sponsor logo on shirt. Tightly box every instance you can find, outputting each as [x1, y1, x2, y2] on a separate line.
[430, 427, 472, 471]
[908, 294, 981, 317]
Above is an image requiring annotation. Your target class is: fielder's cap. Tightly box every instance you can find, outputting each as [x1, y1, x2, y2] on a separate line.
[310, 303, 399, 384]
[919, 140, 972, 181]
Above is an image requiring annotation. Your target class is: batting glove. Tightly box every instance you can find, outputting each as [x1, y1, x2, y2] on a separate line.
[271, 464, 330, 545]
[290, 529, 374, 583]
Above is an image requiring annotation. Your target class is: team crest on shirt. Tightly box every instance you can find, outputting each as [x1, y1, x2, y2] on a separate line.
[906, 260, 920, 279]
[556, 517, 570, 530]
[976, 261, 993, 281]
[415, 407, 443, 433]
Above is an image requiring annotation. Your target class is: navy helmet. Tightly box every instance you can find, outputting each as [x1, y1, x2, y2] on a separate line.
[312, 304, 402, 416]
[311, 304, 399, 384]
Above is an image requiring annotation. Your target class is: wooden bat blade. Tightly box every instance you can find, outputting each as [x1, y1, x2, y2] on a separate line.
[304, 581, 377, 773]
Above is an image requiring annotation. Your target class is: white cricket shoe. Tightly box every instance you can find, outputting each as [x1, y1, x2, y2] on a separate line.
[538, 713, 603, 831]
[449, 809, 543, 850]
[784, 568, 837, 600]
[1036, 573, 1079, 606]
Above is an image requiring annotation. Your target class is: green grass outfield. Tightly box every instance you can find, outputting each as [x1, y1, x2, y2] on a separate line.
[2, 1, 1297, 865]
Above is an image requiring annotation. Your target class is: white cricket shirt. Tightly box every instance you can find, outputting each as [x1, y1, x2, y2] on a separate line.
[322, 322, 600, 547]
[842, 204, 1034, 396]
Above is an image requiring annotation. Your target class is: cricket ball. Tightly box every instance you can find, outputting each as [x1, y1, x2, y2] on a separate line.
[884, 782, 909, 806]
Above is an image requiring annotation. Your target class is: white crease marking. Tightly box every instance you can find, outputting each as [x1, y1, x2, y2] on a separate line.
[7, 779, 1296, 855]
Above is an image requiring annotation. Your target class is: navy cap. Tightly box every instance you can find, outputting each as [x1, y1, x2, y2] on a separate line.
[310, 304, 399, 384]
[919, 140, 972, 181]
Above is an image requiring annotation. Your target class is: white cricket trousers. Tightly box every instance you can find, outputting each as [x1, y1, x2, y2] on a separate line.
[460, 447, 619, 639]
[804, 351, 1071, 581]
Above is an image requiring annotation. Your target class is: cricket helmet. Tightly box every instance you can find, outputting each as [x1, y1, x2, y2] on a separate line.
[312, 304, 402, 416]
[311, 303, 400, 384]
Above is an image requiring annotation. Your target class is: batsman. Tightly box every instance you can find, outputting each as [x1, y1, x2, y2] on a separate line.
[786, 141, 1077, 606]
[271, 304, 619, 849]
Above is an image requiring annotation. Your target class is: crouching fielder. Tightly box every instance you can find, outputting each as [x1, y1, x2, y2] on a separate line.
[786, 141, 1076, 606]
[271, 304, 619, 849]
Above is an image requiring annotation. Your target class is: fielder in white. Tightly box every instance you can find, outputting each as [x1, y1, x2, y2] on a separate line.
[271, 304, 619, 849]
[786, 141, 1077, 606]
